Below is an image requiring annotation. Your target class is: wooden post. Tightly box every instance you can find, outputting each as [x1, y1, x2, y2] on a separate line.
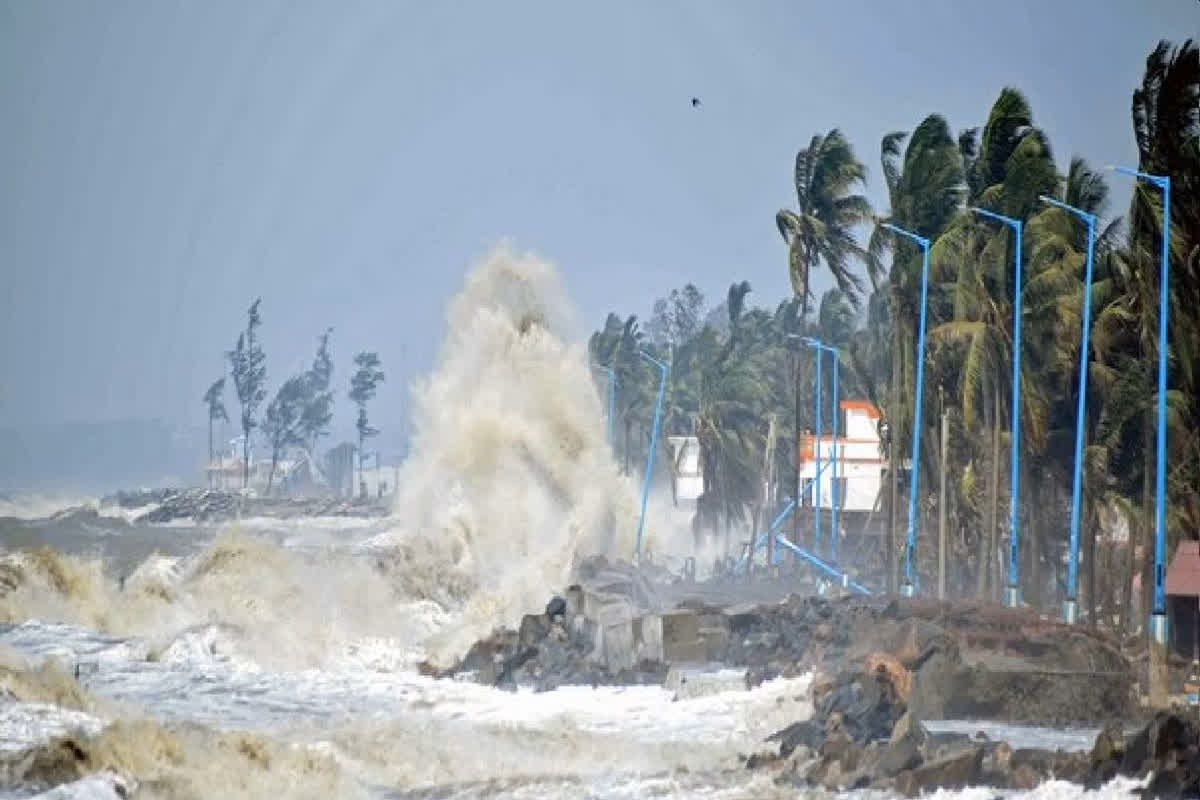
[938, 389, 949, 602]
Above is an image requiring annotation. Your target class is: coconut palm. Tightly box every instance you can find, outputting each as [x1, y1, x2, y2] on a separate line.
[589, 313, 654, 474]
[929, 89, 1061, 602]
[203, 378, 229, 488]
[1115, 38, 1200, 620]
[693, 282, 770, 552]
[867, 113, 965, 592]
[776, 130, 874, 315]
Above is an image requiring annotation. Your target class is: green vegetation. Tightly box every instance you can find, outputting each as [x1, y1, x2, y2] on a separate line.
[213, 304, 384, 498]
[226, 299, 267, 489]
[349, 352, 386, 493]
[590, 38, 1199, 628]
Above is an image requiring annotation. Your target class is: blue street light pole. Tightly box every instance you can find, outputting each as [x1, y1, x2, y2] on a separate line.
[803, 337, 841, 563]
[635, 351, 669, 563]
[814, 344, 822, 552]
[590, 363, 617, 447]
[1038, 196, 1097, 624]
[880, 223, 931, 597]
[1113, 166, 1171, 642]
[968, 207, 1024, 609]
[799, 337, 825, 556]
[828, 344, 840, 563]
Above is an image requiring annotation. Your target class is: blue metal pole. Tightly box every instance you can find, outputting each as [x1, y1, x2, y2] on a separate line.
[814, 346, 822, 553]
[1009, 220, 1023, 608]
[825, 344, 840, 564]
[1112, 166, 1171, 649]
[969, 208, 1023, 607]
[905, 241, 931, 593]
[1156, 178, 1170, 618]
[635, 351, 669, 563]
[881, 223, 931, 597]
[1039, 196, 1097, 624]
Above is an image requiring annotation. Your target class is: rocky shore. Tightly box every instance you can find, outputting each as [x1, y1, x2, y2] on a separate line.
[432, 555, 1196, 796]
[751, 661, 1198, 798]
[440, 558, 1132, 724]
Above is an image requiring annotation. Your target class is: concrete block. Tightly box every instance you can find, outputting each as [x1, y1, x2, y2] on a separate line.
[699, 626, 730, 661]
[634, 613, 664, 663]
[583, 590, 630, 621]
[601, 618, 636, 673]
[664, 637, 709, 665]
[661, 608, 700, 647]
[698, 613, 729, 633]
[665, 665, 748, 699]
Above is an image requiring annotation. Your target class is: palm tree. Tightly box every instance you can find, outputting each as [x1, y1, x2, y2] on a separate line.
[927, 90, 1061, 602]
[203, 378, 228, 489]
[589, 314, 654, 475]
[776, 129, 872, 550]
[1123, 38, 1200, 621]
[694, 282, 770, 554]
[868, 114, 965, 592]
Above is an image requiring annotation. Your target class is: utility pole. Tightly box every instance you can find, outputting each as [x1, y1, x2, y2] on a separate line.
[764, 414, 777, 574]
[938, 387, 949, 601]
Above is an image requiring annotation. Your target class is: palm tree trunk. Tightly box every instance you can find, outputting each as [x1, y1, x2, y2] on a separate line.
[887, 292, 901, 594]
[1028, 466, 1041, 612]
[1086, 495, 1098, 629]
[1099, 537, 1114, 631]
[984, 382, 1001, 602]
[242, 432, 250, 490]
[1141, 406, 1154, 624]
[1121, 504, 1137, 635]
[207, 416, 214, 490]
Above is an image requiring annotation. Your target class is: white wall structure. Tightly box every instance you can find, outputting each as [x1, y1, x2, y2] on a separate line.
[797, 401, 886, 513]
[667, 435, 703, 504]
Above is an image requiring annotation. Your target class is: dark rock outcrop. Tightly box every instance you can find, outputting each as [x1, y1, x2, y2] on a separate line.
[427, 600, 665, 692]
[761, 667, 1200, 798]
[99, 488, 391, 524]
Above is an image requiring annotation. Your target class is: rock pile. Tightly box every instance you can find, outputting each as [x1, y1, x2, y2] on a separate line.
[709, 595, 1132, 726]
[426, 595, 667, 691]
[99, 489, 390, 524]
[754, 662, 1200, 799]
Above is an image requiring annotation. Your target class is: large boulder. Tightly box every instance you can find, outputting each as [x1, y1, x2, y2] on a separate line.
[877, 711, 926, 777]
[894, 747, 984, 798]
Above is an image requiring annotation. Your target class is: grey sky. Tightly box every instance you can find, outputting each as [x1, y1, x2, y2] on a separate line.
[1, 1, 1195, 441]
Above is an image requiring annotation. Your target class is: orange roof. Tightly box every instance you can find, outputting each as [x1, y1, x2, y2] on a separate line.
[841, 400, 881, 418]
[1166, 540, 1200, 597]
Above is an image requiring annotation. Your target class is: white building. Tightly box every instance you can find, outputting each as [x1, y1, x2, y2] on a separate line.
[667, 435, 703, 505]
[797, 401, 886, 513]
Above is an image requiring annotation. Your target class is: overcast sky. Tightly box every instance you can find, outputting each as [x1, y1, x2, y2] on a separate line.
[1, 0, 1195, 440]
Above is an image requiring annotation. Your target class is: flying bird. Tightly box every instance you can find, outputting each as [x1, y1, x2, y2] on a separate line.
[691, 97, 701, 108]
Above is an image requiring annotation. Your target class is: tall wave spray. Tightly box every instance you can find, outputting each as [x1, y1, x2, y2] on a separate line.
[393, 245, 640, 665]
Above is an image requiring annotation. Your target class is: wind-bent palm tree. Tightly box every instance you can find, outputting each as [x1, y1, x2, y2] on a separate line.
[927, 90, 1061, 602]
[589, 313, 654, 475]
[695, 282, 769, 554]
[203, 378, 229, 489]
[776, 129, 872, 550]
[1121, 38, 1200, 621]
[867, 114, 965, 592]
